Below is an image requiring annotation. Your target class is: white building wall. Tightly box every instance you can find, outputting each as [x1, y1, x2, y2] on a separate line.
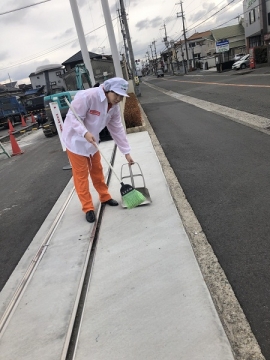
[30, 68, 66, 92]
[244, 0, 261, 37]
[267, 0, 270, 33]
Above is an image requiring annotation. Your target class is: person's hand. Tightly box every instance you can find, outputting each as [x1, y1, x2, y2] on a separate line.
[84, 132, 96, 145]
[125, 154, 134, 165]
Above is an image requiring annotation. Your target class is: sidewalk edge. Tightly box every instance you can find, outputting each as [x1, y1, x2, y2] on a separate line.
[138, 101, 265, 360]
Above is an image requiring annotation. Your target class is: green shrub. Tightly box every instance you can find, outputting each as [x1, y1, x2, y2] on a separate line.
[254, 46, 268, 64]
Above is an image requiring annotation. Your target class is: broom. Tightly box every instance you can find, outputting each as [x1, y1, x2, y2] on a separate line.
[64, 98, 146, 209]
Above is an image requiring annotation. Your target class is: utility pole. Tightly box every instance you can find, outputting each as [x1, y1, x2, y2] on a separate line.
[161, 23, 171, 74]
[146, 51, 150, 74]
[152, 40, 158, 73]
[68, 0, 95, 85]
[177, 1, 189, 73]
[149, 44, 154, 74]
[117, 8, 131, 77]
[160, 23, 168, 42]
[119, 0, 141, 97]
[100, 0, 123, 78]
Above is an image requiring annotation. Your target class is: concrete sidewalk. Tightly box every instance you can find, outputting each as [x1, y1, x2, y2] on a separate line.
[0, 131, 234, 359]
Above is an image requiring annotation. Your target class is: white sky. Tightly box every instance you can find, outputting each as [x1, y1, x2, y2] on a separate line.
[0, 0, 243, 85]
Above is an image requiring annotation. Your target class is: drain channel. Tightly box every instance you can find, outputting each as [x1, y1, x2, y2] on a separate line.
[64, 144, 117, 360]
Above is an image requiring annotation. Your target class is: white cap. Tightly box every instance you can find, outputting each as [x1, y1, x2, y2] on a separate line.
[103, 77, 129, 97]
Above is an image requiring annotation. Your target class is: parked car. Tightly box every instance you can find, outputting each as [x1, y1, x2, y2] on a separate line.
[232, 54, 250, 70]
[157, 69, 164, 78]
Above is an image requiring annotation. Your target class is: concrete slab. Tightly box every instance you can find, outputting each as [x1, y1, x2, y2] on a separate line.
[74, 132, 234, 360]
[0, 141, 115, 360]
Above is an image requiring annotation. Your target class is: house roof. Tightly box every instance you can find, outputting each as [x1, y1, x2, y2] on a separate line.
[0, 83, 22, 96]
[4, 81, 18, 89]
[24, 86, 45, 96]
[211, 24, 245, 41]
[187, 30, 213, 41]
[62, 51, 102, 65]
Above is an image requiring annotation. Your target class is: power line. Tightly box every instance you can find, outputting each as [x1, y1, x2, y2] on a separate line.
[171, 0, 239, 44]
[213, 3, 260, 29]
[0, 18, 117, 72]
[0, 0, 51, 16]
[186, 0, 236, 34]
[185, 0, 226, 32]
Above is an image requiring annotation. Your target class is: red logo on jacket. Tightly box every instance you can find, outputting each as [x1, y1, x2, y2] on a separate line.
[89, 110, 100, 116]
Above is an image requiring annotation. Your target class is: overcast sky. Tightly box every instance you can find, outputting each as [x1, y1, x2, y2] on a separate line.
[0, 0, 243, 85]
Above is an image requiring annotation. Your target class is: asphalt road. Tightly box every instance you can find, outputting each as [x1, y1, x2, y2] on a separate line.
[0, 130, 72, 290]
[150, 69, 270, 119]
[139, 77, 270, 360]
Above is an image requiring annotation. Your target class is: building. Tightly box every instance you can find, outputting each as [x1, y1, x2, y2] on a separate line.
[243, 0, 270, 48]
[211, 22, 246, 61]
[29, 64, 66, 94]
[176, 31, 215, 69]
[161, 22, 246, 73]
[62, 51, 116, 84]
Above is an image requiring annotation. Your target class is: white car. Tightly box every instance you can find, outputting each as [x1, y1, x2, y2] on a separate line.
[232, 54, 250, 70]
[233, 53, 245, 61]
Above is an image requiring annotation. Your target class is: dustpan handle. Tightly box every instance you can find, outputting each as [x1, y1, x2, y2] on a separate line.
[128, 164, 135, 188]
[64, 98, 121, 183]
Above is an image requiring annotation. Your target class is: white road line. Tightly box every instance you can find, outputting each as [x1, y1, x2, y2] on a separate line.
[143, 81, 270, 130]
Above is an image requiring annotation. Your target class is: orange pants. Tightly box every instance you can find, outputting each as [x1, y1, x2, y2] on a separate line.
[67, 149, 111, 212]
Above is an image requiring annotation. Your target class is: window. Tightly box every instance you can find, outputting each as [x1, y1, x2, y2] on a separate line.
[50, 81, 56, 85]
[37, 76, 39, 79]
[56, 71, 61, 76]
[249, 9, 255, 24]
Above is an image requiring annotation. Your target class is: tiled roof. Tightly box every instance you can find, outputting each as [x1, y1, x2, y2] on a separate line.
[62, 51, 102, 65]
[3, 81, 17, 89]
[211, 24, 245, 41]
[187, 30, 213, 41]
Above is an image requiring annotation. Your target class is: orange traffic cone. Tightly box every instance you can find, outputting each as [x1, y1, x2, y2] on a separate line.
[21, 115, 27, 127]
[31, 113, 36, 123]
[8, 119, 15, 133]
[10, 133, 24, 156]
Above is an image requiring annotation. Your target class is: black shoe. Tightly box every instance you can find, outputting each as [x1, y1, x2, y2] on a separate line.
[102, 198, 119, 206]
[86, 210, 95, 223]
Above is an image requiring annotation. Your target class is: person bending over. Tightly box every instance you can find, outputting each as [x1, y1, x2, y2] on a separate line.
[62, 77, 134, 223]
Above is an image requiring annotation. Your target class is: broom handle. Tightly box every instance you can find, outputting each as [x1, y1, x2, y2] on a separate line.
[64, 98, 122, 183]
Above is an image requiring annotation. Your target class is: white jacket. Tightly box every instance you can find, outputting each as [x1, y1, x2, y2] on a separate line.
[62, 86, 131, 156]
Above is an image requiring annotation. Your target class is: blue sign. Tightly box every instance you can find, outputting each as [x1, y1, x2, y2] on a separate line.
[216, 40, 229, 53]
